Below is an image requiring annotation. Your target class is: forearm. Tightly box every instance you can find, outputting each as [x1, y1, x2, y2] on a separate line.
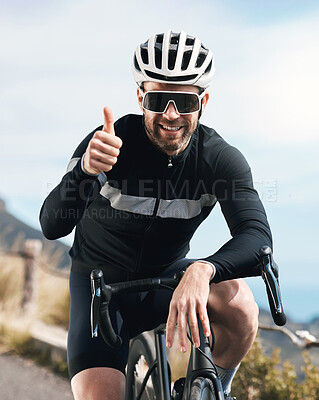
[204, 221, 272, 283]
[39, 159, 103, 239]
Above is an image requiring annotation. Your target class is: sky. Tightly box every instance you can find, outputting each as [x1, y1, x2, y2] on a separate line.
[1, 0, 319, 321]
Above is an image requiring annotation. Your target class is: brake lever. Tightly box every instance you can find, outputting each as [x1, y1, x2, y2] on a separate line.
[260, 246, 287, 326]
[90, 269, 123, 347]
[90, 269, 103, 338]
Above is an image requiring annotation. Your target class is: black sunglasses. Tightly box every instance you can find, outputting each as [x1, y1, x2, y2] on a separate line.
[140, 90, 205, 115]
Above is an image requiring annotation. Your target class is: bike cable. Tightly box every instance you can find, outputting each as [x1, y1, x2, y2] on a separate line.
[186, 330, 219, 377]
[159, 283, 175, 291]
[136, 361, 158, 400]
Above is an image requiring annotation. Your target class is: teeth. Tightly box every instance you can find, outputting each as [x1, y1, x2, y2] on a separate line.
[162, 125, 181, 131]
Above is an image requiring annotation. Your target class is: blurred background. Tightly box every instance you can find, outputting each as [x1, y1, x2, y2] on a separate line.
[0, 0, 318, 323]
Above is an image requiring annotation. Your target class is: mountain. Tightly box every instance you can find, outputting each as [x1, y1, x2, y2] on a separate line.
[0, 199, 70, 270]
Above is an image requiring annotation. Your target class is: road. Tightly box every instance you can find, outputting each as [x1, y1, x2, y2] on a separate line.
[0, 352, 73, 399]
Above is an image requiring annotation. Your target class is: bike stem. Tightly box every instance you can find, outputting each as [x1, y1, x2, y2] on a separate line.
[184, 316, 225, 400]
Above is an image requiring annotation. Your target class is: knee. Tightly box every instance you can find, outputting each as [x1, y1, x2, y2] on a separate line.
[228, 290, 259, 339]
[209, 280, 259, 338]
[233, 296, 259, 336]
[72, 375, 96, 400]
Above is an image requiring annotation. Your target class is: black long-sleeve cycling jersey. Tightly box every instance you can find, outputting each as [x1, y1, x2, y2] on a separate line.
[39, 114, 272, 283]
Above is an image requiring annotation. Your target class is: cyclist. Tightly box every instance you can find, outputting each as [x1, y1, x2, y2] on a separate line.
[40, 30, 272, 400]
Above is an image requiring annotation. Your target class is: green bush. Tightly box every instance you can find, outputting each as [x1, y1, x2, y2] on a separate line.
[232, 338, 319, 400]
[300, 353, 319, 399]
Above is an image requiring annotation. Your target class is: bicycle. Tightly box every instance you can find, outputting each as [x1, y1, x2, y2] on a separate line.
[90, 246, 286, 399]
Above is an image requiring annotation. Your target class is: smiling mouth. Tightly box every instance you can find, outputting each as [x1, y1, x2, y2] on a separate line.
[159, 124, 183, 132]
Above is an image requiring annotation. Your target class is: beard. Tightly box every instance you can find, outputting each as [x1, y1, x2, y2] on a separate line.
[143, 114, 198, 154]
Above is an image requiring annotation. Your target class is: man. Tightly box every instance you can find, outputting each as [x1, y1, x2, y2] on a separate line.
[40, 30, 272, 399]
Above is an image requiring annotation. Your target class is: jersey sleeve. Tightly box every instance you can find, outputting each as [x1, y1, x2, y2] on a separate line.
[203, 145, 272, 283]
[39, 126, 106, 240]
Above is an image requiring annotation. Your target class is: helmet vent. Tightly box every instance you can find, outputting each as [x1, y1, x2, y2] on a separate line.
[181, 50, 192, 71]
[195, 49, 208, 68]
[155, 47, 162, 69]
[141, 48, 149, 65]
[170, 32, 180, 45]
[155, 34, 164, 44]
[168, 49, 177, 70]
[204, 60, 213, 74]
[134, 55, 141, 72]
[186, 37, 195, 46]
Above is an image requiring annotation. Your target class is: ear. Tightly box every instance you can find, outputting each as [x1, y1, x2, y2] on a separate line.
[137, 87, 143, 112]
[201, 91, 210, 113]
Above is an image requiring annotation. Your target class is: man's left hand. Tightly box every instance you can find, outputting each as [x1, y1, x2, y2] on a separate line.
[166, 262, 213, 352]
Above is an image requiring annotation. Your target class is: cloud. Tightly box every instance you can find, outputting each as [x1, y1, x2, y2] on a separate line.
[216, 0, 319, 25]
[201, 11, 319, 145]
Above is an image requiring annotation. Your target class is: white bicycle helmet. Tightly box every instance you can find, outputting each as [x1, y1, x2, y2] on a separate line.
[132, 30, 215, 89]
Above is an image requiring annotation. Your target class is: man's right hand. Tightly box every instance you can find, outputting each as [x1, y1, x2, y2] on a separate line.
[83, 106, 123, 174]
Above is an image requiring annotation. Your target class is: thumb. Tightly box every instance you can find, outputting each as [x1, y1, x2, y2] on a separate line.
[102, 106, 115, 135]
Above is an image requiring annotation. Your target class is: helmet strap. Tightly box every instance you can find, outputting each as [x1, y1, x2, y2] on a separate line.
[198, 100, 203, 120]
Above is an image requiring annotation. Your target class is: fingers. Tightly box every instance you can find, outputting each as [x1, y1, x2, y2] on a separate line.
[180, 303, 209, 350]
[166, 293, 211, 352]
[167, 303, 206, 352]
[86, 149, 118, 172]
[176, 305, 188, 352]
[166, 307, 177, 349]
[102, 106, 115, 135]
[93, 130, 122, 151]
[166, 302, 188, 353]
[198, 303, 211, 338]
[167, 298, 197, 353]
[188, 306, 200, 348]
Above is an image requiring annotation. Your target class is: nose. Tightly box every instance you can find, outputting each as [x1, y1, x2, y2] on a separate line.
[162, 101, 180, 120]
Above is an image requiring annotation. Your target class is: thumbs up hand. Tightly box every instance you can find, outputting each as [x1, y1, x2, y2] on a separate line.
[83, 107, 122, 174]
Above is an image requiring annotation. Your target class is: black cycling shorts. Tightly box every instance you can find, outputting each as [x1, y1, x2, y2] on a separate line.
[67, 258, 196, 380]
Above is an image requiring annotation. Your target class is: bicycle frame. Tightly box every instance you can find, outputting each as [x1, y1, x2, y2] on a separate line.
[184, 318, 224, 399]
[149, 319, 224, 400]
[153, 325, 170, 400]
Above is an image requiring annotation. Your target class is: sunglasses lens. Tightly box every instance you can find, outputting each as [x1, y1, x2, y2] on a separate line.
[143, 92, 200, 114]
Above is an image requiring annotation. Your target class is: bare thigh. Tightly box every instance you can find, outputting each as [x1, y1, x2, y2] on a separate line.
[71, 367, 125, 400]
